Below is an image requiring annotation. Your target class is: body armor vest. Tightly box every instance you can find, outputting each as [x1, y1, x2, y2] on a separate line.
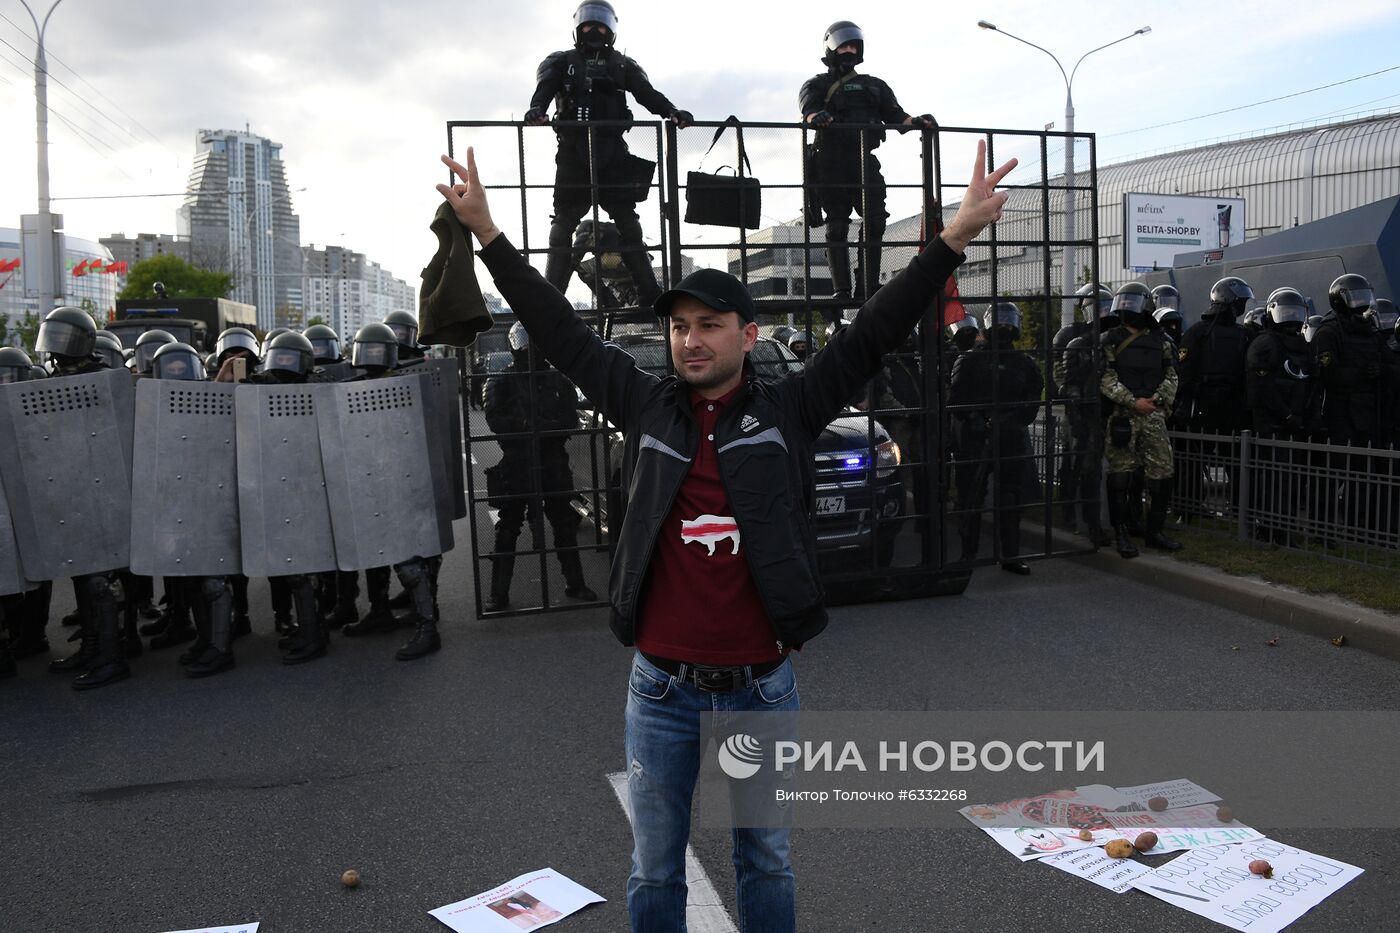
[1112, 330, 1167, 399]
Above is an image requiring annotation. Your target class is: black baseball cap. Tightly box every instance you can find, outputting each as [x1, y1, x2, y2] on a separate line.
[654, 268, 756, 323]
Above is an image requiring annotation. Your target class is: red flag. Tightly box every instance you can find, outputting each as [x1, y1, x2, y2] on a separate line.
[919, 200, 967, 327]
[0, 258, 17, 273]
[71, 260, 87, 276]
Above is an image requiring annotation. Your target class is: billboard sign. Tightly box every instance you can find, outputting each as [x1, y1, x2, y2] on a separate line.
[1123, 193, 1246, 271]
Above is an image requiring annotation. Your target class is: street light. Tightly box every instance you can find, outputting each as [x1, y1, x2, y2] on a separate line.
[19, 0, 65, 313]
[978, 21, 1151, 327]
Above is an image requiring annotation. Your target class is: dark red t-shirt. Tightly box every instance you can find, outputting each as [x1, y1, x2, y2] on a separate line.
[635, 385, 784, 665]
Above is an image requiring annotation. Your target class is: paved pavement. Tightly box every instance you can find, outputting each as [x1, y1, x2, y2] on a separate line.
[3, 532, 1398, 932]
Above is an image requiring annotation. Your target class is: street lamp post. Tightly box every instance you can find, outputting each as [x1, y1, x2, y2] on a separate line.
[20, 0, 66, 314]
[978, 21, 1151, 328]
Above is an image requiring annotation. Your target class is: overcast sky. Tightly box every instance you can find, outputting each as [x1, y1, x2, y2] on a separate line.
[3, 0, 1400, 302]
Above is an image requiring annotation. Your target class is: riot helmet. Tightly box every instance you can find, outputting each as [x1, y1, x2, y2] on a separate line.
[983, 302, 1022, 342]
[1241, 306, 1267, 332]
[1150, 284, 1180, 312]
[134, 329, 177, 374]
[1110, 282, 1155, 328]
[29, 364, 47, 379]
[264, 332, 315, 377]
[35, 306, 97, 360]
[508, 321, 530, 352]
[787, 330, 814, 360]
[1206, 277, 1254, 319]
[352, 322, 400, 372]
[215, 326, 260, 366]
[1076, 283, 1114, 321]
[151, 342, 207, 382]
[1302, 315, 1324, 343]
[1328, 273, 1374, 316]
[1366, 297, 1398, 334]
[1153, 306, 1184, 345]
[947, 314, 980, 352]
[1265, 288, 1308, 332]
[770, 324, 796, 346]
[303, 323, 342, 363]
[383, 309, 420, 350]
[259, 327, 291, 358]
[822, 21, 865, 71]
[0, 346, 36, 384]
[573, 1, 618, 50]
[94, 331, 125, 370]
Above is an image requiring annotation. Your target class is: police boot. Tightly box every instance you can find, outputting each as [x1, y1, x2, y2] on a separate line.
[149, 597, 195, 650]
[48, 612, 100, 673]
[1126, 470, 1146, 538]
[121, 597, 143, 660]
[343, 568, 397, 636]
[186, 579, 236, 679]
[231, 575, 251, 639]
[72, 581, 130, 691]
[388, 588, 413, 610]
[557, 546, 598, 602]
[1144, 478, 1183, 552]
[178, 587, 213, 666]
[282, 577, 328, 665]
[1106, 473, 1139, 559]
[998, 492, 1030, 575]
[485, 553, 514, 613]
[394, 560, 441, 661]
[544, 222, 576, 295]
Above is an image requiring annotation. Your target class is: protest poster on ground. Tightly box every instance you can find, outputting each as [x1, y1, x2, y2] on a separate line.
[429, 868, 604, 932]
[1041, 845, 1155, 894]
[157, 926, 259, 933]
[1115, 779, 1221, 810]
[1130, 839, 1363, 932]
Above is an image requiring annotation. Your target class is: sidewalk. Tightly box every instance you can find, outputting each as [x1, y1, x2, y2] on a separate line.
[1047, 526, 1400, 662]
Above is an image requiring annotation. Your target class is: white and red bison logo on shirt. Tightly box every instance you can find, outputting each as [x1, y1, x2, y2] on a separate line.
[680, 514, 740, 556]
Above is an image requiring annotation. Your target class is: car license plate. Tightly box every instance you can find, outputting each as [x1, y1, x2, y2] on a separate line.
[815, 496, 846, 515]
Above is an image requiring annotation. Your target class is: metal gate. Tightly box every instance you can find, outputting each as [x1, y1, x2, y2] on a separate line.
[446, 118, 1101, 617]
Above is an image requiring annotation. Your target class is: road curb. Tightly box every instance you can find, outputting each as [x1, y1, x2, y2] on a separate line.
[1056, 533, 1400, 662]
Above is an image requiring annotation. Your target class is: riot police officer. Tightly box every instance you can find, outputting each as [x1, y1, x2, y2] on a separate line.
[132, 329, 176, 376]
[383, 309, 426, 364]
[31, 308, 130, 689]
[527, 1, 692, 308]
[1314, 273, 1382, 446]
[801, 21, 934, 318]
[259, 327, 291, 361]
[483, 322, 598, 610]
[336, 323, 446, 661]
[94, 332, 126, 370]
[572, 218, 638, 310]
[210, 326, 260, 382]
[949, 303, 1042, 574]
[1100, 283, 1181, 558]
[787, 330, 814, 361]
[303, 323, 343, 364]
[1051, 284, 1116, 545]
[1176, 277, 1253, 433]
[149, 342, 240, 678]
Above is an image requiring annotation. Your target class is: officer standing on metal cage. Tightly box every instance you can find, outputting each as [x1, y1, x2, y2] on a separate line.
[526, 0, 692, 310]
[800, 21, 935, 323]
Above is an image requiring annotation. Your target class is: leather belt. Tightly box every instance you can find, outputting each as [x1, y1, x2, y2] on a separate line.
[642, 652, 783, 693]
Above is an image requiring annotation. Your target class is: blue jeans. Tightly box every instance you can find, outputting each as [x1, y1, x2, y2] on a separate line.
[624, 652, 799, 933]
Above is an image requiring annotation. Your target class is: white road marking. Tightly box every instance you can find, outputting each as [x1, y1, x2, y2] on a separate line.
[607, 771, 739, 933]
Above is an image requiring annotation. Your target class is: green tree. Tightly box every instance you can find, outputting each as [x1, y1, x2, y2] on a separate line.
[15, 311, 41, 353]
[0, 314, 9, 346]
[306, 315, 326, 327]
[117, 254, 231, 301]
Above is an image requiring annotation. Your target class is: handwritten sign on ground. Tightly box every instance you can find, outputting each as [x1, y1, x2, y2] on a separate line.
[1130, 838, 1362, 932]
[1042, 846, 1154, 894]
[157, 926, 259, 933]
[429, 868, 604, 932]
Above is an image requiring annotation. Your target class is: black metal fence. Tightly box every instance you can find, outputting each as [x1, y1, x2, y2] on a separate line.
[445, 118, 1100, 617]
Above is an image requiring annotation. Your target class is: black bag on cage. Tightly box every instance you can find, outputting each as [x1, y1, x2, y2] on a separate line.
[616, 151, 656, 203]
[803, 143, 824, 228]
[684, 117, 761, 229]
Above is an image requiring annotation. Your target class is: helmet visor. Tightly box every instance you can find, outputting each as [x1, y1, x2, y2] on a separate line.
[1342, 287, 1375, 310]
[153, 351, 204, 381]
[985, 306, 1021, 331]
[1268, 300, 1308, 326]
[217, 333, 259, 362]
[0, 365, 31, 384]
[1110, 293, 1150, 315]
[386, 322, 418, 347]
[1153, 294, 1179, 311]
[135, 341, 166, 373]
[309, 337, 340, 361]
[1096, 298, 1115, 318]
[96, 346, 125, 369]
[353, 342, 395, 369]
[265, 348, 308, 374]
[825, 24, 864, 51]
[574, 3, 617, 32]
[36, 320, 92, 358]
[1222, 280, 1256, 302]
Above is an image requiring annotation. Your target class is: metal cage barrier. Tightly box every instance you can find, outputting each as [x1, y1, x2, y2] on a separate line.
[446, 118, 1100, 617]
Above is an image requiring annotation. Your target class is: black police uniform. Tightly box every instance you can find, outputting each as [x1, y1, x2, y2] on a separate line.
[1051, 320, 1109, 540]
[800, 70, 912, 310]
[1245, 325, 1323, 542]
[530, 46, 682, 304]
[1312, 310, 1382, 447]
[1176, 313, 1251, 435]
[483, 349, 592, 609]
[949, 336, 1042, 569]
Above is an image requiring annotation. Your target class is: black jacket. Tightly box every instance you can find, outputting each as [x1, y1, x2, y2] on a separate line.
[530, 49, 678, 129]
[799, 70, 910, 156]
[478, 233, 963, 648]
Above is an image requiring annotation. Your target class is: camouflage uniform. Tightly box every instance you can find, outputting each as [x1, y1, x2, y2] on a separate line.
[1100, 328, 1178, 481]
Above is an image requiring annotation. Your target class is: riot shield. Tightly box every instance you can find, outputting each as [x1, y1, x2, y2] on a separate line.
[0, 465, 30, 597]
[316, 374, 454, 571]
[235, 383, 339, 577]
[0, 368, 135, 580]
[306, 361, 358, 384]
[399, 357, 467, 518]
[130, 380, 241, 576]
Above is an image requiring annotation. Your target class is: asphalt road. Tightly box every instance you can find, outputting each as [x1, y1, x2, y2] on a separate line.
[3, 536, 1398, 933]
